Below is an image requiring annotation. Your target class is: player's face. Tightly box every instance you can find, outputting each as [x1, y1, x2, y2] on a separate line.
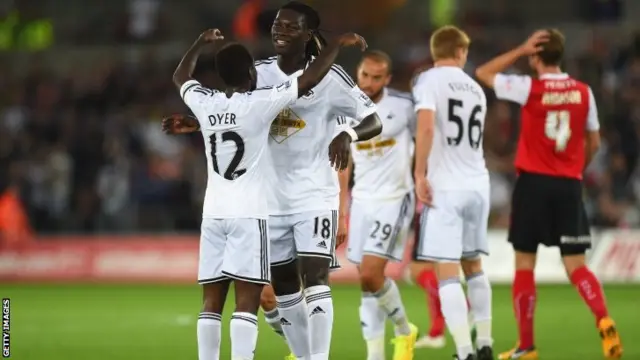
[357, 59, 391, 99]
[271, 9, 310, 56]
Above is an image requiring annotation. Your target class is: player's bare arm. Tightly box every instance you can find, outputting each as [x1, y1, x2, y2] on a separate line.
[336, 156, 353, 247]
[475, 30, 549, 87]
[585, 131, 601, 168]
[296, 32, 367, 97]
[172, 29, 224, 90]
[329, 112, 383, 171]
[162, 114, 199, 135]
[413, 109, 435, 206]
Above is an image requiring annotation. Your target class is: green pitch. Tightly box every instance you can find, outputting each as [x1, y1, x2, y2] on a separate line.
[4, 283, 639, 359]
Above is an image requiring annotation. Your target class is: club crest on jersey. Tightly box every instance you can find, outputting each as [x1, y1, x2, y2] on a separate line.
[276, 80, 292, 92]
[359, 92, 375, 108]
[270, 108, 306, 143]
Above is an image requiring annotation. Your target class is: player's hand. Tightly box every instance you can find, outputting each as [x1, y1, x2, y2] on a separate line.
[415, 176, 434, 207]
[162, 114, 200, 135]
[197, 29, 224, 44]
[519, 30, 550, 56]
[336, 214, 348, 248]
[337, 33, 368, 51]
[328, 132, 352, 171]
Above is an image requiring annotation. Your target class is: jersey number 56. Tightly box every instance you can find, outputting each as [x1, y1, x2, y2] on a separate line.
[447, 99, 483, 150]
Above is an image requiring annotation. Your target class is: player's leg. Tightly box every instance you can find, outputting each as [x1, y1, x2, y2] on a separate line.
[261, 285, 285, 337]
[461, 189, 493, 360]
[197, 219, 230, 360]
[555, 182, 622, 359]
[417, 194, 473, 360]
[295, 210, 338, 360]
[223, 218, 271, 360]
[499, 173, 544, 360]
[411, 208, 446, 348]
[363, 194, 417, 360]
[269, 215, 311, 359]
[347, 201, 387, 360]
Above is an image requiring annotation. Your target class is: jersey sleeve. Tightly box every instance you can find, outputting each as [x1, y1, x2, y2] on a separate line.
[586, 86, 600, 131]
[493, 73, 532, 105]
[180, 80, 217, 111]
[412, 71, 437, 112]
[327, 65, 377, 121]
[249, 78, 299, 123]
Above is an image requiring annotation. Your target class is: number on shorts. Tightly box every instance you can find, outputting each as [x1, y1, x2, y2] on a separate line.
[545, 110, 571, 152]
[313, 217, 331, 240]
[209, 131, 247, 180]
[447, 99, 484, 149]
[370, 221, 393, 241]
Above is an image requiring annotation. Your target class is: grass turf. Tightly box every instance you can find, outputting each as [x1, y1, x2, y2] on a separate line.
[3, 283, 639, 359]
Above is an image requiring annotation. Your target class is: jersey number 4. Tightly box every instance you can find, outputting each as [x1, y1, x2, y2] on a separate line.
[545, 110, 572, 152]
[447, 99, 483, 149]
[209, 131, 247, 180]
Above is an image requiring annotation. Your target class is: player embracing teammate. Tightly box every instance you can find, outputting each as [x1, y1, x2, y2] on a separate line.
[476, 29, 623, 359]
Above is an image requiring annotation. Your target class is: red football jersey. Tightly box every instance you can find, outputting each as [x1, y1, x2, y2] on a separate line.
[494, 73, 599, 180]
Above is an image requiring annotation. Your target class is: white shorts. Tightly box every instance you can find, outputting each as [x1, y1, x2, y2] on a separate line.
[270, 210, 340, 269]
[198, 218, 270, 285]
[347, 193, 414, 264]
[415, 188, 490, 262]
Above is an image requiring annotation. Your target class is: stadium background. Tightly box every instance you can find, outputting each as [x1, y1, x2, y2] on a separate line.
[1, 0, 639, 359]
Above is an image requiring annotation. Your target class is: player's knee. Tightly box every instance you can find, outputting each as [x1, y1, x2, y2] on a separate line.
[562, 253, 586, 276]
[514, 250, 537, 270]
[270, 261, 302, 295]
[234, 282, 264, 314]
[435, 261, 460, 280]
[300, 256, 330, 287]
[460, 257, 482, 277]
[260, 285, 277, 311]
[359, 266, 385, 293]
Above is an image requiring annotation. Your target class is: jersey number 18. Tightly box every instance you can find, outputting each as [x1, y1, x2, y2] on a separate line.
[447, 99, 483, 149]
[209, 131, 247, 180]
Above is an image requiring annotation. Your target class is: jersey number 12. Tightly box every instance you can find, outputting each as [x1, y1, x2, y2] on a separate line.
[447, 99, 483, 149]
[209, 131, 247, 180]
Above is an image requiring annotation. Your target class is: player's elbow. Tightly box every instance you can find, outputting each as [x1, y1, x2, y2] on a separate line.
[371, 113, 383, 136]
[586, 131, 601, 153]
[474, 67, 493, 88]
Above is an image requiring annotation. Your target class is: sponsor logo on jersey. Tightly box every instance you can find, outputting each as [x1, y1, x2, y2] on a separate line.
[269, 108, 306, 143]
[355, 135, 397, 156]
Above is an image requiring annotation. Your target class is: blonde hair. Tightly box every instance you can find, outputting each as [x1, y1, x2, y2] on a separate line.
[430, 25, 470, 61]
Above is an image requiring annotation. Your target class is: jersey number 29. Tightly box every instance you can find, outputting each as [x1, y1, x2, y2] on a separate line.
[447, 99, 483, 149]
[209, 131, 247, 180]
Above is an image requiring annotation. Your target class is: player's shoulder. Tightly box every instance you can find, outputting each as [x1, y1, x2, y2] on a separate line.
[254, 56, 278, 72]
[386, 88, 415, 106]
[327, 63, 357, 88]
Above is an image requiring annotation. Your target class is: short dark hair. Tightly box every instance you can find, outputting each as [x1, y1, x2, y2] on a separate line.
[215, 42, 254, 87]
[360, 50, 393, 73]
[537, 29, 565, 66]
[280, 1, 326, 61]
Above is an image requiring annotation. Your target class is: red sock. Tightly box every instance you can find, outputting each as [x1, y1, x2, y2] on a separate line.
[513, 270, 536, 349]
[570, 266, 609, 325]
[417, 269, 445, 337]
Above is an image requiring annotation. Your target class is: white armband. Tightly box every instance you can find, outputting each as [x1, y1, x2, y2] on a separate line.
[344, 127, 359, 142]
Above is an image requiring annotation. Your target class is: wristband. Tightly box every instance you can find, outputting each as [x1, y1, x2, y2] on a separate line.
[344, 127, 359, 142]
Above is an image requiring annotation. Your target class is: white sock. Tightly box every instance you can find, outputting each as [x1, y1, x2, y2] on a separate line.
[230, 312, 258, 360]
[276, 291, 311, 358]
[360, 292, 386, 360]
[197, 312, 221, 360]
[439, 277, 474, 358]
[264, 307, 285, 338]
[305, 285, 333, 360]
[373, 278, 411, 336]
[466, 271, 493, 348]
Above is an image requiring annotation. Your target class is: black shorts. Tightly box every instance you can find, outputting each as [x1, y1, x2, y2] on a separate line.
[508, 171, 591, 256]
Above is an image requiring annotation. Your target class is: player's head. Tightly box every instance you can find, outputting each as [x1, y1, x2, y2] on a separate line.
[429, 25, 470, 67]
[215, 42, 257, 90]
[357, 50, 392, 100]
[271, 1, 326, 60]
[529, 29, 564, 70]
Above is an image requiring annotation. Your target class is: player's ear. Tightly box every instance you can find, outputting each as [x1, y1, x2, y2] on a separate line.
[384, 74, 392, 87]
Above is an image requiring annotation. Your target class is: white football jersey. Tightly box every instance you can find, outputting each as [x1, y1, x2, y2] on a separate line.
[255, 56, 377, 215]
[412, 66, 489, 190]
[350, 88, 415, 201]
[180, 78, 299, 219]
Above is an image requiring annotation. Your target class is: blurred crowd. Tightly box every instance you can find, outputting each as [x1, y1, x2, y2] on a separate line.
[1, 0, 640, 236]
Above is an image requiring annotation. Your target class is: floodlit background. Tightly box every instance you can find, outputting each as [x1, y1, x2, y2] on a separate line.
[1, 0, 639, 359]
